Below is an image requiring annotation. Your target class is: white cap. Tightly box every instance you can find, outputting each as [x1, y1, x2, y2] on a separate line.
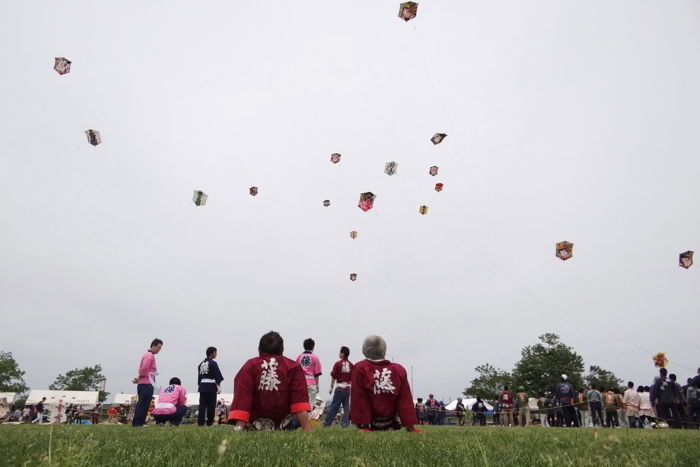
[562, 374, 568, 380]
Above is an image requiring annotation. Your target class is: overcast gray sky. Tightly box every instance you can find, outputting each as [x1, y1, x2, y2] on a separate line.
[1, 1, 699, 402]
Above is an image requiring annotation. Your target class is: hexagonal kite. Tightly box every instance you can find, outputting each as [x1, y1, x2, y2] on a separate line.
[556, 241, 573, 261]
[385, 161, 399, 176]
[54, 57, 71, 75]
[431, 133, 447, 145]
[419, 205, 428, 215]
[323, 200, 331, 207]
[330, 153, 341, 164]
[249, 186, 258, 196]
[429, 166, 439, 176]
[350, 231, 358, 239]
[679, 251, 693, 269]
[193, 190, 208, 206]
[398, 2, 418, 22]
[85, 129, 101, 146]
[358, 192, 375, 212]
[435, 183, 443, 192]
[350, 273, 358, 281]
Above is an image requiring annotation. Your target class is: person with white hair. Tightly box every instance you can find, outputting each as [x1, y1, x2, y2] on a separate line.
[555, 374, 578, 427]
[350, 335, 421, 432]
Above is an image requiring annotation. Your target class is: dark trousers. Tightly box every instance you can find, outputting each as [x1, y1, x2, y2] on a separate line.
[324, 387, 350, 427]
[605, 410, 619, 428]
[474, 413, 486, 426]
[562, 405, 579, 427]
[589, 403, 604, 427]
[154, 405, 188, 426]
[132, 384, 153, 427]
[198, 392, 217, 426]
[657, 403, 682, 427]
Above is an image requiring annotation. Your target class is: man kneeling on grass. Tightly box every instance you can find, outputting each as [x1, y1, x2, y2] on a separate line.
[350, 335, 421, 433]
[228, 331, 312, 432]
[152, 377, 188, 426]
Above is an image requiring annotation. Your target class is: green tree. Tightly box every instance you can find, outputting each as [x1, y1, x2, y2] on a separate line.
[0, 351, 29, 394]
[49, 365, 109, 402]
[584, 365, 623, 391]
[464, 363, 512, 401]
[511, 333, 584, 397]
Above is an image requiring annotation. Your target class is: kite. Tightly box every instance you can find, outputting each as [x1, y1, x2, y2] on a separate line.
[435, 183, 443, 192]
[556, 241, 573, 261]
[350, 273, 357, 281]
[679, 251, 693, 269]
[398, 2, 418, 22]
[193, 190, 208, 206]
[431, 133, 447, 145]
[54, 57, 71, 75]
[358, 192, 375, 212]
[652, 352, 668, 368]
[85, 129, 101, 146]
[323, 200, 331, 207]
[350, 231, 358, 239]
[330, 153, 341, 164]
[385, 161, 399, 176]
[419, 205, 428, 215]
[249, 187, 258, 196]
[429, 166, 439, 176]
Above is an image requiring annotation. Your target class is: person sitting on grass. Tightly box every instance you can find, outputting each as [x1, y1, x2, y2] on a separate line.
[350, 335, 421, 433]
[227, 331, 312, 431]
[152, 377, 188, 426]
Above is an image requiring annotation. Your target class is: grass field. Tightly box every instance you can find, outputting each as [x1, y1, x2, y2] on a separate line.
[0, 425, 698, 466]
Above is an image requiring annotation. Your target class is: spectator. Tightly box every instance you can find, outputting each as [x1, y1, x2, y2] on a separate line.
[197, 346, 224, 427]
[576, 389, 589, 428]
[31, 398, 46, 424]
[107, 407, 117, 424]
[638, 386, 654, 426]
[537, 395, 548, 426]
[415, 398, 427, 425]
[687, 380, 700, 427]
[455, 398, 465, 426]
[603, 388, 619, 428]
[516, 387, 530, 427]
[498, 386, 514, 427]
[587, 386, 605, 427]
[90, 404, 101, 425]
[349, 335, 420, 432]
[425, 394, 438, 425]
[555, 375, 578, 427]
[669, 374, 688, 426]
[622, 381, 641, 428]
[324, 345, 353, 428]
[228, 331, 311, 431]
[472, 397, 487, 426]
[296, 338, 322, 408]
[152, 377, 188, 426]
[436, 401, 446, 425]
[652, 368, 682, 427]
[132, 338, 163, 427]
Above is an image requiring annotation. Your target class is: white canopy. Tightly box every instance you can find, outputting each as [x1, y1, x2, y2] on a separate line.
[0, 392, 17, 404]
[26, 390, 99, 406]
[112, 394, 137, 405]
[444, 398, 494, 412]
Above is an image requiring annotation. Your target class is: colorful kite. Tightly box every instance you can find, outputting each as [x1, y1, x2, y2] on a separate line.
[249, 187, 258, 196]
[193, 190, 208, 206]
[358, 192, 375, 212]
[679, 251, 694, 269]
[556, 241, 573, 261]
[330, 153, 341, 164]
[385, 161, 399, 176]
[435, 183, 443, 192]
[429, 166, 439, 176]
[652, 352, 668, 368]
[431, 133, 447, 145]
[85, 129, 101, 146]
[54, 57, 71, 75]
[350, 231, 358, 239]
[398, 2, 418, 22]
[323, 200, 331, 207]
[350, 273, 357, 281]
[419, 205, 428, 215]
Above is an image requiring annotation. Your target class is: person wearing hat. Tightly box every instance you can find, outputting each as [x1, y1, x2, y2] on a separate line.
[555, 374, 579, 427]
[349, 335, 421, 432]
[516, 386, 530, 427]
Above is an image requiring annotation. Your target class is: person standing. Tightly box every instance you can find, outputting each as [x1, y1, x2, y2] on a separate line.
[516, 387, 530, 427]
[197, 346, 224, 426]
[415, 398, 427, 425]
[555, 375, 578, 427]
[587, 386, 605, 427]
[622, 382, 641, 428]
[472, 397, 487, 426]
[324, 346, 353, 428]
[652, 368, 681, 427]
[132, 338, 162, 427]
[31, 397, 46, 424]
[455, 398, 465, 426]
[498, 386, 514, 426]
[296, 338, 322, 407]
[425, 394, 438, 425]
[603, 389, 619, 428]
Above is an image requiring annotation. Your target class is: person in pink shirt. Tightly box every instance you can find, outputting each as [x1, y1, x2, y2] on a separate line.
[296, 338, 322, 406]
[132, 338, 162, 427]
[152, 377, 188, 426]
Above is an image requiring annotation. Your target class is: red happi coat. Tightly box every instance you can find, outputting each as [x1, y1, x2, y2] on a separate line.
[350, 359, 418, 428]
[228, 352, 311, 427]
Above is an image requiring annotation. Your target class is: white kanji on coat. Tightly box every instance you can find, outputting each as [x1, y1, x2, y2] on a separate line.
[199, 360, 210, 375]
[341, 361, 351, 373]
[373, 368, 396, 394]
[259, 358, 281, 391]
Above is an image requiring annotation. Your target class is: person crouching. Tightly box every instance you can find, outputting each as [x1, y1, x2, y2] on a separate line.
[152, 377, 188, 426]
[228, 331, 312, 431]
[350, 335, 421, 433]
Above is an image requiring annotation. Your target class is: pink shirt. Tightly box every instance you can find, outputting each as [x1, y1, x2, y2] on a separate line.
[152, 385, 187, 415]
[137, 351, 158, 385]
[623, 388, 641, 408]
[296, 351, 322, 386]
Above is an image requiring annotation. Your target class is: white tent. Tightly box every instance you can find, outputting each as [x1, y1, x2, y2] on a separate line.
[112, 394, 137, 405]
[0, 392, 17, 404]
[444, 398, 494, 412]
[26, 390, 99, 407]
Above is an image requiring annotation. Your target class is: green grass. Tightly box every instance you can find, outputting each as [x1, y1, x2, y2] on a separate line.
[0, 425, 698, 466]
